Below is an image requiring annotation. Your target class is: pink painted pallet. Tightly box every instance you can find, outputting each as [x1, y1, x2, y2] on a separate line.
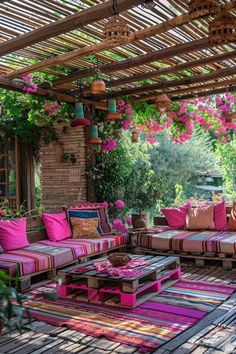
[57, 254, 181, 308]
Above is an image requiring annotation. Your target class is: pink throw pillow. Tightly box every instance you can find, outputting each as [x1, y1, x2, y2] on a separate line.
[42, 212, 72, 242]
[186, 205, 215, 230]
[214, 202, 227, 231]
[0, 218, 30, 251]
[161, 204, 190, 229]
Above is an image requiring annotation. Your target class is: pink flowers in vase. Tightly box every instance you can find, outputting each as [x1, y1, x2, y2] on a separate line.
[22, 74, 38, 93]
[101, 137, 117, 152]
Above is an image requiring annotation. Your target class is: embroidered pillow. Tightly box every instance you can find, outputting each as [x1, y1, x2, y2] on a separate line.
[42, 212, 72, 242]
[228, 202, 236, 231]
[66, 205, 112, 234]
[70, 217, 100, 239]
[214, 202, 227, 231]
[0, 218, 30, 251]
[186, 205, 215, 230]
[67, 209, 102, 238]
[161, 204, 190, 229]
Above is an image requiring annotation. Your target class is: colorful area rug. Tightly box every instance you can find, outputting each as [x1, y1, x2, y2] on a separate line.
[25, 280, 235, 353]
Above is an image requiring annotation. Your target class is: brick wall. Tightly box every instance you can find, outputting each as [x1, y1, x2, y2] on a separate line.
[40, 124, 87, 211]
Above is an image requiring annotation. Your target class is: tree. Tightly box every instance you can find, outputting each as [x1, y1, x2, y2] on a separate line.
[148, 129, 219, 206]
[216, 137, 236, 199]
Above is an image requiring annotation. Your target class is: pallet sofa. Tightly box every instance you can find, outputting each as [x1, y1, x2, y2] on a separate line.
[133, 205, 236, 270]
[0, 203, 127, 291]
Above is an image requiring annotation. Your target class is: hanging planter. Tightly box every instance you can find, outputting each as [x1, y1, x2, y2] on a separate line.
[105, 99, 122, 121]
[88, 125, 102, 145]
[132, 130, 139, 143]
[188, 0, 220, 17]
[104, 15, 131, 44]
[91, 79, 106, 95]
[71, 102, 90, 127]
[209, 11, 236, 44]
[155, 93, 171, 112]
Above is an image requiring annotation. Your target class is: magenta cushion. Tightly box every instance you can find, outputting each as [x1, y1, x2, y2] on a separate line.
[214, 202, 227, 231]
[161, 204, 190, 229]
[0, 218, 30, 251]
[42, 212, 72, 242]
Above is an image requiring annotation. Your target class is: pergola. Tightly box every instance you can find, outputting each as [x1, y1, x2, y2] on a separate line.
[1, 0, 236, 107]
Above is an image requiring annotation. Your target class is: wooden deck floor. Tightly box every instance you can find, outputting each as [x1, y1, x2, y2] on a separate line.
[0, 263, 236, 354]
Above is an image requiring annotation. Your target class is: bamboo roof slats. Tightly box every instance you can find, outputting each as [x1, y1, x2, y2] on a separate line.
[0, 0, 236, 102]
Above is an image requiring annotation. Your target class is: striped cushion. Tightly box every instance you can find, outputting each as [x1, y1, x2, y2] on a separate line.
[136, 229, 236, 255]
[0, 233, 127, 277]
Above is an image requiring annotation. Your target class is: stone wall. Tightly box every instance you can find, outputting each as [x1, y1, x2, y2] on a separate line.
[40, 124, 87, 211]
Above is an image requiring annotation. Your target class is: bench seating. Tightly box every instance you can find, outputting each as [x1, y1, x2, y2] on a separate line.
[132, 214, 236, 270]
[0, 208, 127, 291]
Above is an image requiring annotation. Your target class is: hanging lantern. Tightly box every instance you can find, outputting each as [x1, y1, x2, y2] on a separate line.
[105, 99, 122, 121]
[71, 102, 90, 127]
[226, 112, 236, 123]
[88, 125, 102, 145]
[155, 94, 171, 112]
[132, 130, 139, 143]
[91, 79, 106, 95]
[188, 0, 220, 17]
[104, 15, 131, 44]
[143, 0, 155, 9]
[209, 11, 236, 44]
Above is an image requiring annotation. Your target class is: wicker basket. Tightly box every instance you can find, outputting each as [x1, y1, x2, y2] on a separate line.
[188, 0, 220, 17]
[104, 15, 131, 44]
[108, 253, 131, 267]
[209, 11, 236, 44]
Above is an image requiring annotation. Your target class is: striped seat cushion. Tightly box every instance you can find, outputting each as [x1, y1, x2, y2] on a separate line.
[136, 229, 236, 255]
[0, 233, 127, 277]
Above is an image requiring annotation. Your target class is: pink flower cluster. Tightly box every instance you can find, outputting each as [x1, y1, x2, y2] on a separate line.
[114, 200, 125, 208]
[117, 99, 134, 117]
[101, 137, 117, 152]
[121, 119, 132, 131]
[44, 101, 60, 116]
[113, 218, 128, 233]
[136, 95, 236, 145]
[0, 209, 6, 216]
[22, 74, 38, 93]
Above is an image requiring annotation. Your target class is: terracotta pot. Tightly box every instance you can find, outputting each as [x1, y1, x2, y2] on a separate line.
[131, 213, 148, 229]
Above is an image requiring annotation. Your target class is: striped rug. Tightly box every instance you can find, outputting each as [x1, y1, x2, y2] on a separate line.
[25, 280, 235, 353]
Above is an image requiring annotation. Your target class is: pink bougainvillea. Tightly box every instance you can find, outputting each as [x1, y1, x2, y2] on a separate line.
[101, 137, 117, 152]
[135, 93, 236, 145]
[114, 200, 125, 208]
[22, 74, 38, 93]
[44, 101, 60, 116]
[113, 218, 128, 233]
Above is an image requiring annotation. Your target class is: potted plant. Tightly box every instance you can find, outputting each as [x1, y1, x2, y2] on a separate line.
[0, 270, 31, 333]
[124, 159, 162, 229]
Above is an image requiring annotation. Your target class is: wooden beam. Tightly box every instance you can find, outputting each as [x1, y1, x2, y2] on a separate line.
[0, 78, 107, 109]
[51, 38, 210, 87]
[98, 65, 236, 98]
[171, 85, 236, 101]
[133, 78, 236, 102]
[0, 0, 146, 57]
[5, 0, 230, 81]
[110, 50, 236, 87]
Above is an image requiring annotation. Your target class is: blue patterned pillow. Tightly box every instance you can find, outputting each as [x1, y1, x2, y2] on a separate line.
[67, 209, 103, 234]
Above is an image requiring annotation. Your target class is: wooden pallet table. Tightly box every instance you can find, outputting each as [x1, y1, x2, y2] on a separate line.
[57, 254, 181, 308]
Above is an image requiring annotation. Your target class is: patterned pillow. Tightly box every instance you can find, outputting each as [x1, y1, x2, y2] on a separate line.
[67, 209, 102, 238]
[66, 205, 112, 234]
[70, 217, 100, 239]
